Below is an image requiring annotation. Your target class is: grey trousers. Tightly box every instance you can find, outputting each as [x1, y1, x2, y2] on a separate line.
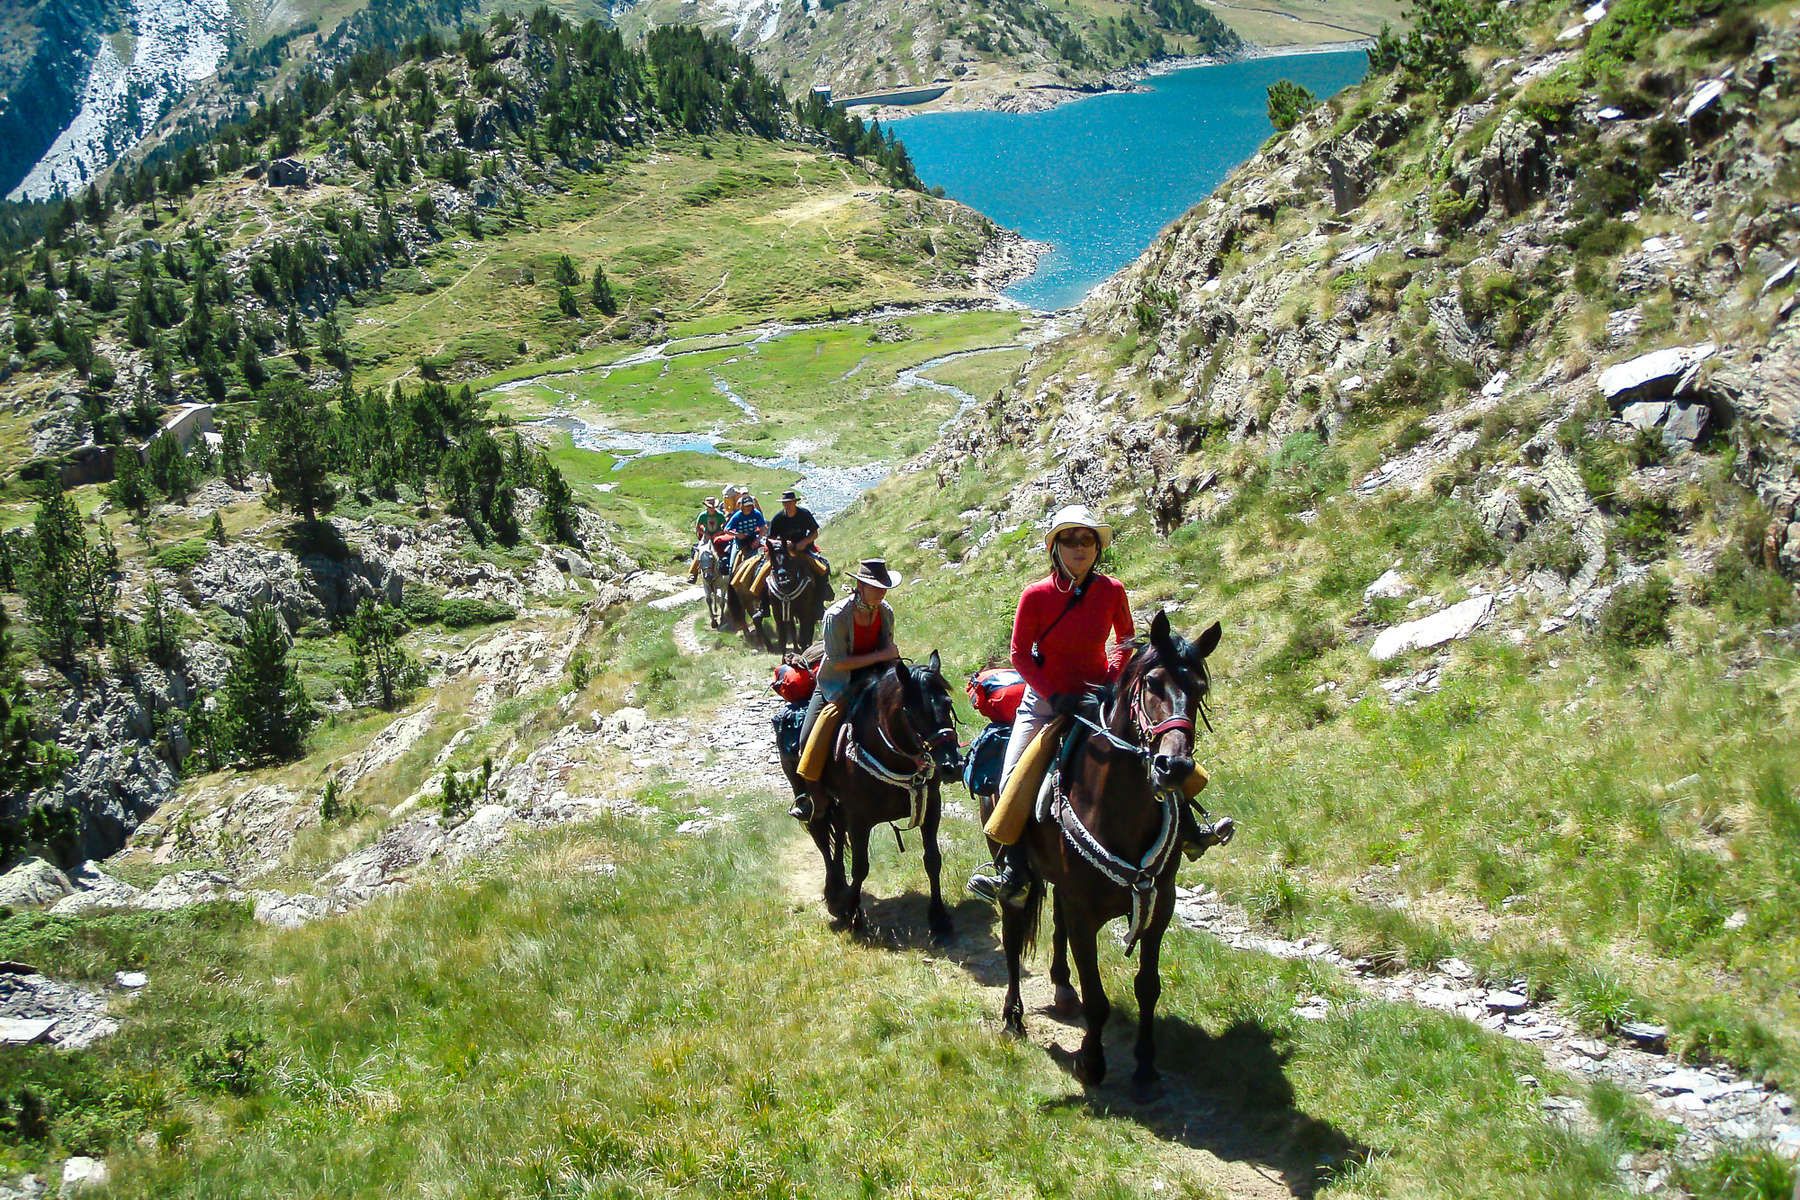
[995, 686, 1061, 825]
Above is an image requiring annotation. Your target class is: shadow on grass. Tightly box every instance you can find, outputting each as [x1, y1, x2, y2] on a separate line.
[1043, 1015, 1372, 1199]
[854, 892, 1002, 967]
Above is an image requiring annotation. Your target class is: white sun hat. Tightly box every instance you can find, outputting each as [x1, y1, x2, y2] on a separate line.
[1044, 504, 1113, 554]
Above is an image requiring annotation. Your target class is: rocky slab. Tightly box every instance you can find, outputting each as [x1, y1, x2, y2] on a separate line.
[1598, 343, 1716, 406]
[1371, 594, 1495, 661]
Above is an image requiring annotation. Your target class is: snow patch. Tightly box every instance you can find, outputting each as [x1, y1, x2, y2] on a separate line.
[9, 0, 237, 201]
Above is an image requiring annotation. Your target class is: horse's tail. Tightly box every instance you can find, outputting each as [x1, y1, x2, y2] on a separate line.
[1020, 879, 1046, 959]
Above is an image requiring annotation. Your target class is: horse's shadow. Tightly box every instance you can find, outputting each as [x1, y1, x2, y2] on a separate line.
[845, 889, 1368, 1198]
[1041, 1015, 1371, 1198]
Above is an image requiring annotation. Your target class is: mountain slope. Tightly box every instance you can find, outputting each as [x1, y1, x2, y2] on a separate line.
[820, 0, 1800, 1132]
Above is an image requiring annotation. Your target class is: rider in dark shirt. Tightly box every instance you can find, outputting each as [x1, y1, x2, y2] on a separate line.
[767, 492, 819, 552]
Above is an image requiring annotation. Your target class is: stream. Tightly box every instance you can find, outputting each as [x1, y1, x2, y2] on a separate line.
[493, 309, 1027, 521]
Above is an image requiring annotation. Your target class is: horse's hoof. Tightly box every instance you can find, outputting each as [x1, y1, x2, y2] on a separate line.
[1002, 1015, 1026, 1040]
[929, 914, 954, 944]
[1074, 1056, 1106, 1087]
[1131, 1072, 1163, 1104]
[1051, 985, 1081, 1016]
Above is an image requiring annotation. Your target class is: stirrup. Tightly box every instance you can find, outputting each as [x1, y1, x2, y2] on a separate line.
[966, 857, 1030, 910]
[1182, 814, 1235, 861]
[788, 792, 812, 821]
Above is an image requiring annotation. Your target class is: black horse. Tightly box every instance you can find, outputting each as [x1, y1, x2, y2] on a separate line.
[781, 653, 963, 936]
[764, 537, 825, 655]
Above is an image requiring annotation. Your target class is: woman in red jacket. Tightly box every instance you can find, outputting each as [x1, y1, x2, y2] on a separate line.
[968, 504, 1134, 908]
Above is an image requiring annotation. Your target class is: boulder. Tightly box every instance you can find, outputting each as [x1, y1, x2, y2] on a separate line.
[1371, 595, 1496, 661]
[1598, 343, 1716, 407]
[0, 858, 73, 908]
[58, 1158, 107, 1196]
[1364, 568, 1412, 602]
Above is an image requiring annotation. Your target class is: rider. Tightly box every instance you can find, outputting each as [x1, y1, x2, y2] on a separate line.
[757, 488, 824, 592]
[689, 496, 728, 580]
[967, 504, 1134, 909]
[789, 558, 902, 822]
[723, 492, 767, 573]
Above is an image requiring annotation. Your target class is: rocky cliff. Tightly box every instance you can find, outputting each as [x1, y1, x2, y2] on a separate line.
[932, 0, 1800, 631]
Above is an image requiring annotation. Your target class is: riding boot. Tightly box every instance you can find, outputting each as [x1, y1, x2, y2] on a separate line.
[967, 841, 1032, 909]
[1178, 801, 1235, 861]
[788, 791, 812, 821]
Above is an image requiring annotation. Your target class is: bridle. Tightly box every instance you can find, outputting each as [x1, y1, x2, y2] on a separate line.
[846, 663, 957, 831]
[1058, 645, 1209, 955]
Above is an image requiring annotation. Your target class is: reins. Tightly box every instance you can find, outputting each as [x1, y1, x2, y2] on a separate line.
[1053, 645, 1204, 955]
[842, 661, 949, 832]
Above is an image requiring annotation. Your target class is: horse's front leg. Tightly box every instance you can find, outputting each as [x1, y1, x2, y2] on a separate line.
[846, 820, 872, 932]
[1069, 909, 1111, 1086]
[810, 807, 845, 919]
[1050, 892, 1080, 1014]
[999, 883, 1038, 1038]
[921, 782, 951, 941]
[1131, 885, 1176, 1099]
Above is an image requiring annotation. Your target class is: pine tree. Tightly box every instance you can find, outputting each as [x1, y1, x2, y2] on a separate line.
[256, 380, 337, 523]
[220, 603, 314, 765]
[346, 598, 423, 711]
[108, 448, 151, 514]
[219, 418, 249, 488]
[590, 264, 616, 315]
[24, 478, 95, 666]
[536, 450, 579, 545]
[554, 254, 579, 287]
[0, 606, 60, 795]
[140, 576, 179, 668]
[209, 511, 228, 544]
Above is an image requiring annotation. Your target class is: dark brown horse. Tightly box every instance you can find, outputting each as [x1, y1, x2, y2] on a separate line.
[723, 530, 768, 648]
[763, 538, 825, 655]
[984, 610, 1221, 1095]
[780, 653, 963, 937]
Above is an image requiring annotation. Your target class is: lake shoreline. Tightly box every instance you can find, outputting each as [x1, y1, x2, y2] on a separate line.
[861, 40, 1373, 123]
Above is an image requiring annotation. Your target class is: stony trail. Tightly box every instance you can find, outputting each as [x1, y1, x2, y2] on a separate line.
[33, 584, 1797, 1192]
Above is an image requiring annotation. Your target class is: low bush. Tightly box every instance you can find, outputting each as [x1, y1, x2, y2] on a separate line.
[154, 539, 212, 574]
[1598, 573, 1673, 646]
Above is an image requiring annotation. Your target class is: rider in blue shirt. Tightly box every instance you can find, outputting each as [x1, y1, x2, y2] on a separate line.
[723, 493, 767, 570]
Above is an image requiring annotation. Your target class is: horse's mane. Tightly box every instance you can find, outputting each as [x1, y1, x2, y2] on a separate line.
[1117, 630, 1209, 701]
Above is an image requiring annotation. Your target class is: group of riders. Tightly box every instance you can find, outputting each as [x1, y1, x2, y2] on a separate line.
[690, 486, 825, 620]
[691, 495, 1228, 911]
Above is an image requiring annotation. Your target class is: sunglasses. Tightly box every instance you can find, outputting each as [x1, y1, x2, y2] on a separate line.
[1056, 533, 1099, 549]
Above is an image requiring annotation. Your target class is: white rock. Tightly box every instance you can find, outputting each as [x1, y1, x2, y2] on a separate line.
[1598, 343, 1716, 405]
[1683, 79, 1727, 121]
[1485, 990, 1530, 1013]
[0, 1017, 56, 1045]
[1583, 1, 1606, 17]
[59, 1157, 107, 1195]
[1596, 106, 1625, 120]
[1364, 568, 1413, 602]
[1439, 957, 1476, 981]
[1760, 257, 1798, 296]
[649, 586, 705, 611]
[114, 971, 148, 989]
[1481, 370, 1510, 398]
[0, 858, 74, 908]
[1371, 595, 1495, 661]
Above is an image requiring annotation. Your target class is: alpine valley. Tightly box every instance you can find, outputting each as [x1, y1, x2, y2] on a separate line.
[0, 0, 1798, 1198]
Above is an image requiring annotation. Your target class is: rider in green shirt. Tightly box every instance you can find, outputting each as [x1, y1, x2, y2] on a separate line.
[690, 496, 729, 579]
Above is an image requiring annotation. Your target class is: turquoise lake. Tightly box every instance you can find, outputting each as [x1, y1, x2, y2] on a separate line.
[889, 51, 1369, 310]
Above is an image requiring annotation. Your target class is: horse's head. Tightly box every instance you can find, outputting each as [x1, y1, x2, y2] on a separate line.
[897, 651, 962, 775]
[1114, 610, 1221, 791]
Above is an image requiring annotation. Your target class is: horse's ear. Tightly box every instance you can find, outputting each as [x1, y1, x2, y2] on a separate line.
[927, 649, 941, 677]
[1195, 620, 1221, 660]
[1150, 609, 1175, 657]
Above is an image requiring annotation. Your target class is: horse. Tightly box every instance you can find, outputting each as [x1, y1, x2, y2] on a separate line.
[781, 653, 963, 937]
[724, 531, 768, 648]
[764, 537, 824, 655]
[696, 536, 727, 629]
[983, 610, 1221, 1095]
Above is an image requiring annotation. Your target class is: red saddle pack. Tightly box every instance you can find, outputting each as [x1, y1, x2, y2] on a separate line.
[967, 667, 1027, 724]
[771, 659, 816, 704]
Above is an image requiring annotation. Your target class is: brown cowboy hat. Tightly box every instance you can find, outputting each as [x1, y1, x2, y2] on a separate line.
[849, 558, 902, 590]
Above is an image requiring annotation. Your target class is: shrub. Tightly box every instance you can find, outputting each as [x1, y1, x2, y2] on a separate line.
[1515, 520, 1587, 578]
[1598, 574, 1673, 647]
[1266, 80, 1319, 131]
[1420, 500, 1503, 572]
[1699, 555, 1800, 627]
[154, 539, 212, 573]
[1609, 494, 1676, 558]
[186, 1029, 265, 1096]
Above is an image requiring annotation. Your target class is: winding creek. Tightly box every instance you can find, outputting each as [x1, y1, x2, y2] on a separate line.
[492, 306, 1027, 520]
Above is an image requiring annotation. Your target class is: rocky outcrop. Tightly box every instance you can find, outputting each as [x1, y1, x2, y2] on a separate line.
[186, 541, 401, 631]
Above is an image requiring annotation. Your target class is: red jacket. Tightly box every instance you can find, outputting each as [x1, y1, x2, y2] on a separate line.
[1009, 573, 1134, 698]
